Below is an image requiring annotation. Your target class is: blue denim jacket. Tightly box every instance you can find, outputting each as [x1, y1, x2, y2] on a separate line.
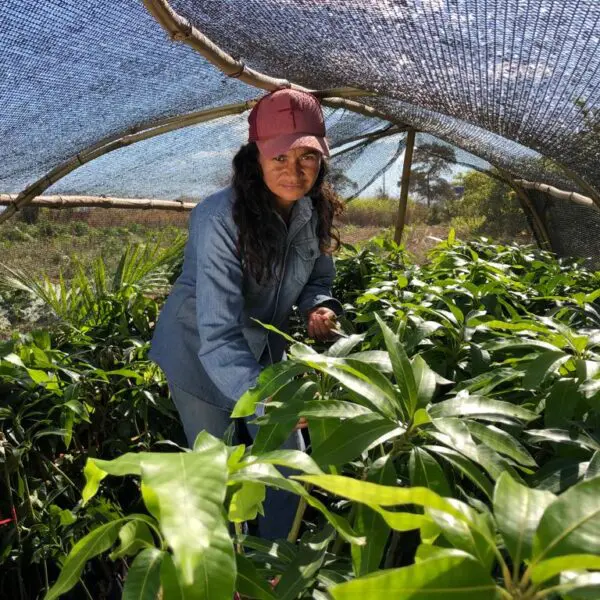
[149, 186, 341, 410]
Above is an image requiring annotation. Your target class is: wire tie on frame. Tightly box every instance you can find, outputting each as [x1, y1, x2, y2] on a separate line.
[228, 62, 246, 78]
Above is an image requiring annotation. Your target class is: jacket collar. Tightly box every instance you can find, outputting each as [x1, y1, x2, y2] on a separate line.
[288, 196, 314, 240]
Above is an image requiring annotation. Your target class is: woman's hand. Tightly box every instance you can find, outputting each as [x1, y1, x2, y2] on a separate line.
[294, 417, 308, 431]
[307, 306, 339, 341]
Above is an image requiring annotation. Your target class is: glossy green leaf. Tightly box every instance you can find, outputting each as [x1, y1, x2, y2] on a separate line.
[545, 379, 580, 428]
[431, 418, 514, 481]
[329, 553, 497, 599]
[44, 518, 128, 600]
[347, 350, 392, 373]
[465, 420, 536, 467]
[294, 474, 469, 523]
[235, 554, 277, 600]
[311, 413, 401, 466]
[524, 350, 570, 388]
[241, 449, 323, 476]
[412, 355, 437, 409]
[554, 571, 600, 598]
[254, 399, 372, 423]
[429, 393, 536, 421]
[251, 380, 314, 454]
[276, 526, 335, 600]
[533, 476, 600, 562]
[526, 429, 600, 451]
[122, 547, 163, 600]
[160, 553, 184, 600]
[228, 481, 265, 523]
[427, 501, 496, 570]
[422, 445, 493, 500]
[140, 449, 236, 599]
[109, 520, 156, 560]
[231, 464, 364, 545]
[351, 457, 396, 577]
[192, 430, 223, 453]
[493, 472, 555, 567]
[325, 334, 365, 357]
[375, 313, 417, 418]
[409, 447, 451, 497]
[531, 554, 600, 585]
[232, 362, 307, 418]
[289, 348, 399, 420]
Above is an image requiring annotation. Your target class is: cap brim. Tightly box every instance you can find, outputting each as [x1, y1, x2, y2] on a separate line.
[257, 133, 330, 159]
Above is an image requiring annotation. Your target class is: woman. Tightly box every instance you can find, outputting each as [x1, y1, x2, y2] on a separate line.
[149, 88, 343, 538]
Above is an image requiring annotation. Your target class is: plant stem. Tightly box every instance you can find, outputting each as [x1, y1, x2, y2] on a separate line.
[79, 578, 95, 600]
[287, 491, 309, 544]
[234, 523, 244, 554]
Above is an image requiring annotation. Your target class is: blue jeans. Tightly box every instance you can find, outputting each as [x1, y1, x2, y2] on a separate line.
[169, 383, 304, 541]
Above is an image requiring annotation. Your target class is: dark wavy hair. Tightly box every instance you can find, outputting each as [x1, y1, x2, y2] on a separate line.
[232, 142, 344, 284]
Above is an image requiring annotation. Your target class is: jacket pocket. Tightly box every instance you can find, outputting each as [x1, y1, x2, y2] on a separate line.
[291, 238, 320, 285]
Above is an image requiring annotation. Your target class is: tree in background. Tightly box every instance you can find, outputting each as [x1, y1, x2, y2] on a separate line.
[451, 170, 527, 238]
[408, 143, 457, 223]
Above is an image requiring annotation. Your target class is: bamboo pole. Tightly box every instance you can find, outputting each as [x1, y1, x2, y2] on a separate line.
[498, 170, 553, 251]
[141, 0, 405, 125]
[0, 102, 252, 225]
[0, 195, 196, 210]
[514, 179, 596, 207]
[394, 129, 416, 244]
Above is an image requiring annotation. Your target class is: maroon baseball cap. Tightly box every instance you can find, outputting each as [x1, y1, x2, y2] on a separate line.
[248, 88, 330, 159]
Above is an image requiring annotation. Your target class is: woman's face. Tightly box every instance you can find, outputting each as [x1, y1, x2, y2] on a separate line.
[258, 146, 322, 213]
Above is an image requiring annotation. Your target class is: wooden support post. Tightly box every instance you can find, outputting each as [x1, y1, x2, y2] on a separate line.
[394, 129, 416, 244]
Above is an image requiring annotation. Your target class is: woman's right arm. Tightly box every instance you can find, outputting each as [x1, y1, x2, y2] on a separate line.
[193, 212, 262, 408]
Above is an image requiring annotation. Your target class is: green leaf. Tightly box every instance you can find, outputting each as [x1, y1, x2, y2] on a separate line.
[293, 475, 469, 523]
[228, 481, 265, 523]
[524, 350, 570, 388]
[235, 554, 276, 600]
[82, 459, 109, 505]
[493, 472, 555, 568]
[237, 535, 295, 564]
[122, 547, 164, 600]
[192, 431, 223, 453]
[251, 379, 315, 454]
[325, 333, 365, 357]
[232, 362, 307, 418]
[533, 476, 600, 562]
[311, 413, 402, 466]
[377, 510, 433, 532]
[422, 445, 493, 500]
[553, 571, 600, 598]
[375, 313, 417, 418]
[429, 393, 536, 422]
[526, 429, 600, 451]
[585, 452, 600, 480]
[351, 457, 396, 577]
[545, 379, 580, 428]
[241, 449, 323, 475]
[412, 355, 437, 409]
[44, 518, 127, 600]
[329, 553, 497, 599]
[160, 553, 184, 600]
[290, 348, 399, 420]
[276, 526, 335, 600]
[232, 464, 364, 545]
[409, 447, 451, 497]
[254, 399, 372, 423]
[531, 554, 600, 585]
[347, 350, 392, 373]
[431, 417, 515, 481]
[109, 520, 155, 560]
[465, 421, 536, 467]
[140, 450, 236, 599]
